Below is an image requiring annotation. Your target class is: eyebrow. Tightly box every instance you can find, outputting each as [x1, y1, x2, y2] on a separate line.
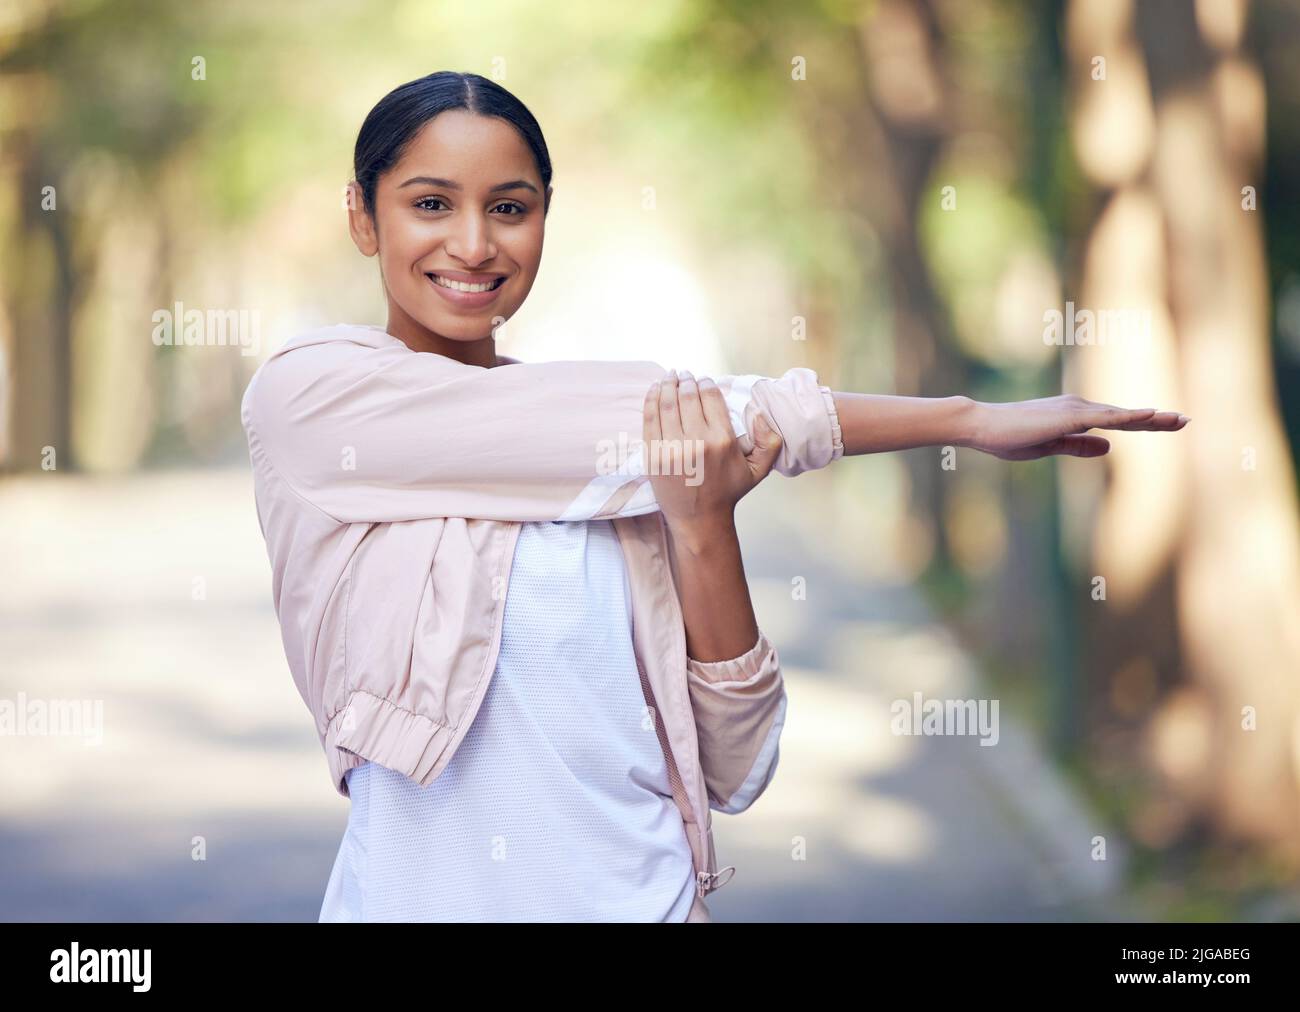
[397, 175, 539, 195]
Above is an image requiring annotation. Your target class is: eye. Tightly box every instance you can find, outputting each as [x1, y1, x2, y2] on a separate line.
[493, 202, 525, 215]
[413, 196, 447, 212]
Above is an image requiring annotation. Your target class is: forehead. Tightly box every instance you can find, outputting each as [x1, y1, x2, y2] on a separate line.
[389, 109, 539, 187]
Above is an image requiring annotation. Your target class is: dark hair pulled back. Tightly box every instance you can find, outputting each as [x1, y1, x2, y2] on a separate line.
[353, 70, 552, 217]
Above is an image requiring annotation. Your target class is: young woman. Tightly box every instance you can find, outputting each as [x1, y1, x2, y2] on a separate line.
[240, 71, 1187, 923]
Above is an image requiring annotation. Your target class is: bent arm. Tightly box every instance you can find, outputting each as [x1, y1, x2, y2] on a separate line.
[667, 513, 785, 815]
[241, 327, 843, 524]
[664, 515, 759, 664]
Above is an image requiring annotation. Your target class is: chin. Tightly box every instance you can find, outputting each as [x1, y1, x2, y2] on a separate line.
[418, 311, 500, 341]
[438, 307, 502, 330]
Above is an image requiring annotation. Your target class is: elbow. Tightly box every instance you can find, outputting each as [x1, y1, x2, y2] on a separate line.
[709, 741, 781, 814]
[704, 692, 787, 814]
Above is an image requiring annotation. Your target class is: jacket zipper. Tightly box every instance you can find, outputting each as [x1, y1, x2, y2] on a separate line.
[652, 516, 737, 899]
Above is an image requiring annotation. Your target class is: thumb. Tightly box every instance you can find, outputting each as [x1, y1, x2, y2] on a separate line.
[747, 412, 783, 479]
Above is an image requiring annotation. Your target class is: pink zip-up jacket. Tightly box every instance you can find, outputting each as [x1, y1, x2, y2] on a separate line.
[240, 323, 844, 921]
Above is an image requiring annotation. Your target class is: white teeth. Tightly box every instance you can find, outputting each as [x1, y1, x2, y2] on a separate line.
[431, 274, 500, 293]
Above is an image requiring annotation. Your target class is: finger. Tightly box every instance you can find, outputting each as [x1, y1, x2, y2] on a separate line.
[674, 370, 707, 437]
[1045, 434, 1111, 457]
[1078, 398, 1153, 414]
[658, 368, 683, 444]
[697, 376, 733, 441]
[997, 434, 1110, 460]
[1081, 399, 1191, 429]
[643, 379, 663, 446]
[1074, 408, 1188, 433]
[1071, 406, 1156, 432]
[1112, 410, 1188, 430]
[746, 412, 784, 479]
[643, 380, 665, 478]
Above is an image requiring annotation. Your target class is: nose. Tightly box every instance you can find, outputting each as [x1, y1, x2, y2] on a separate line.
[444, 210, 496, 266]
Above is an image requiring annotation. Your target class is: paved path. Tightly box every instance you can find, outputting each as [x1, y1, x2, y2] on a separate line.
[0, 467, 1134, 920]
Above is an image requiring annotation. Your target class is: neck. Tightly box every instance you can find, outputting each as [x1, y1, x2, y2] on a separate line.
[385, 301, 497, 368]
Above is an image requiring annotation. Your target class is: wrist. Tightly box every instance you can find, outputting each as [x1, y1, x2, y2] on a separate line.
[664, 509, 737, 555]
[949, 395, 981, 448]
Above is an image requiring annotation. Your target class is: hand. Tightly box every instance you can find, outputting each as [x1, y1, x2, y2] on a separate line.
[642, 369, 783, 532]
[961, 394, 1189, 460]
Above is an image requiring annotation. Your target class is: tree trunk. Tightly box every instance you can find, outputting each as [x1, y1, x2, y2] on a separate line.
[1068, 0, 1300, 859]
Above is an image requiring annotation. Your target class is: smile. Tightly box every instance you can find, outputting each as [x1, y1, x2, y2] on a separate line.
[426, 273, 506, 293]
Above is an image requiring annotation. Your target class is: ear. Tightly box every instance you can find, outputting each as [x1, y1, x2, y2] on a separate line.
[543, 184, 553, 218]
[346, 182, 379, 256]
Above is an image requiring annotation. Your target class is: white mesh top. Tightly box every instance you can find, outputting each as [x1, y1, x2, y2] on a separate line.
[318, 518, 698, 922]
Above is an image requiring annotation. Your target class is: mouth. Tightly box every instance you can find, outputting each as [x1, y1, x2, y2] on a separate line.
[425, 272, 507, 293]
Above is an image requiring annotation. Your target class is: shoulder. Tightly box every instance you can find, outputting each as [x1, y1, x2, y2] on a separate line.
[264, 323, 399, 371]
[241, 323, 392, 427]
[244, 323, 400, 393]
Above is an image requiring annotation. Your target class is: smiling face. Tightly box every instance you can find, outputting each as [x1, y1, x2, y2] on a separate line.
[348, 108, 552, 356]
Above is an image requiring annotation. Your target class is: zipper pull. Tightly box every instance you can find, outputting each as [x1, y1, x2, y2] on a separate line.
[696, 865, 736, 897]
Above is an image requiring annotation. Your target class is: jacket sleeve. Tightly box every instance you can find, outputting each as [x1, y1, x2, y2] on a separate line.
[686, 629, 787, 814]
[241, 331, 844, 524]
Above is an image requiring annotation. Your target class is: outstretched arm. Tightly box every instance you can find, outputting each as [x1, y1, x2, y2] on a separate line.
[245, 326, 1185, 528]
[829, 392, 1188, 459]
